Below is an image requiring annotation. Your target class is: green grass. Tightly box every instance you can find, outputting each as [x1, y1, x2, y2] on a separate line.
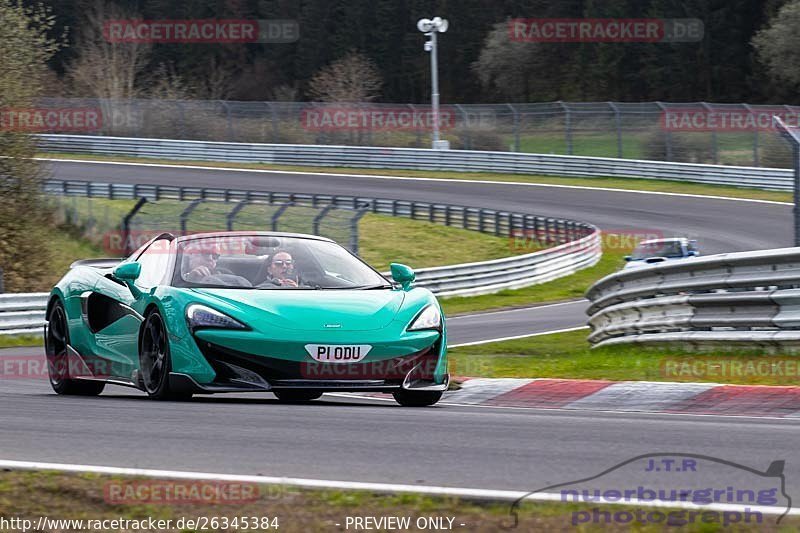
[449, 328, 800, 386]
[46, 195, 532, 272]
[360, 214, 535, 271]
[440, 237, 631, 316]
[37, 227, 106, 292]
[40, 152, 793, 203]
[0, 469, 792, 532]
[0, 335, 41, 348]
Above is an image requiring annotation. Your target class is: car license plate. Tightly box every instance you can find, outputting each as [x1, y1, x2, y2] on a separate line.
[305, 344, 372, 363]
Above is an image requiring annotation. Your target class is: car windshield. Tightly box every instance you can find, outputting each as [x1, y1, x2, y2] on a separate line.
[631, 241, 685, 260]
[174, 235, 390, 289]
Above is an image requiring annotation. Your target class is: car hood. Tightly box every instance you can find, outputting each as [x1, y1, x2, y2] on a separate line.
[190, 288, 407, 331]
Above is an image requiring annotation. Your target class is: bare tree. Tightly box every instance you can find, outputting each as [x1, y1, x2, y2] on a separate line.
[65, 0, 151, 99]
[753, 0, 800, 88]
[472, 22, 545, 101]
[307, 51, 383, 102]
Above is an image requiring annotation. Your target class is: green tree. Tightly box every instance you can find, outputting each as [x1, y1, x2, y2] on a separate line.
[0, 0, 63, 291]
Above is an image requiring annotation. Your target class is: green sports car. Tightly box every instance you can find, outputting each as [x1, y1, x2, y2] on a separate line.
[44, 231, 448, 406]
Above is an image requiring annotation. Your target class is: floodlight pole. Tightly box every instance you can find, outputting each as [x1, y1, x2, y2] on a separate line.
[418, 17, 448, 149]
[775, 117, 800, 246]
[430, 29, 440, 146]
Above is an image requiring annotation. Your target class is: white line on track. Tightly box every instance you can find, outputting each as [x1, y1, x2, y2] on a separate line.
[448, 326, 588, 348]
[38, 157, 793, 206]
[0, 459, 794, 516]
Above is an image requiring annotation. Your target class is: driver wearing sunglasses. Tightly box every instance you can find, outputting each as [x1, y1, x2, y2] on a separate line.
[265, 251, 299, 287]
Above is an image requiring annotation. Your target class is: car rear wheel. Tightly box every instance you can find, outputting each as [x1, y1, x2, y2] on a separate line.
[393, 389, 442, 407]
[273, 390, 323, 403]
[140, 311, 191, 401]
[45, 301, 105, 396]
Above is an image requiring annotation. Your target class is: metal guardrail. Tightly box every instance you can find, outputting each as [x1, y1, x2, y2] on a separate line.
[0, 178, 601, 335]
[0, 293, 48, 336]
[585, 248, 800, 349]
[38, 135, 795, 191]
[43, 178, 599, 296]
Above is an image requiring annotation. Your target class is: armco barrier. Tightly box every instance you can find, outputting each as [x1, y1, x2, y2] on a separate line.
[1, 178, 601, 335]
[42, 178, 600, 298]
[585, 248, 800, 349]
[38, 135, 794, 191]
[0, 293, 48, 336]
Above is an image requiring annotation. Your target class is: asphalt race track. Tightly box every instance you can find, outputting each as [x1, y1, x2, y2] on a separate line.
[0, 350, 799, 511]
[2, 159, 797, 510]
[43, 158, 794, 341]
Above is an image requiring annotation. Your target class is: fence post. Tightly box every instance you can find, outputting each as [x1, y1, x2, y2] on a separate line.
[508, 103, 521, 152]
[608, 101, 623, 158]
[701, 102, 718, 164]
[655, 102, 673, 161]
[744, 104, 759, 166]
[267, 102, 279, 143]
[559, 101, 573, 155]
[456, 104, 470, 149]
[221, 100, 233, 141]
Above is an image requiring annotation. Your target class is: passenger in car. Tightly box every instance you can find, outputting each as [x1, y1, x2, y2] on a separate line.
[255, 250, 300, 287]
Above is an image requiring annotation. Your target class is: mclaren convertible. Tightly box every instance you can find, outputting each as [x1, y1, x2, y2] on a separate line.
[44, 231, 448, 406]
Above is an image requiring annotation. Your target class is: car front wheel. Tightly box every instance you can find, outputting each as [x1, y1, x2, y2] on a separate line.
[140, 311, 191, 401]
[45, 301, 105, 396]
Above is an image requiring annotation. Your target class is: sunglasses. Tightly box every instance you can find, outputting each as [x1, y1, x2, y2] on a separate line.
[272, 259, 293, 266]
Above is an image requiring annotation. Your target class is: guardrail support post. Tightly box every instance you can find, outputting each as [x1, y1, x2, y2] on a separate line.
[179, 199, 203, 235]
[312, 204, 336, 236]
[226, 200, 250, 231]
[271, 201, 294, 231]
[349, 204, 371, 255]
[122, 197, 148, 256]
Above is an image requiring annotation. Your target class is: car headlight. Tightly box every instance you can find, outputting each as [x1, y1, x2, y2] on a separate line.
[408, 304, 442, 331]
[186, 304, 247, 330]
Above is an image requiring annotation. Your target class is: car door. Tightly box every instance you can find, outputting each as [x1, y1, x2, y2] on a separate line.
[89, 237, 173, 382]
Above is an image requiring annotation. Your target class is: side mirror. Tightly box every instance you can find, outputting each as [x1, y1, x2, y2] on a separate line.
[113, 262, 141, 281]
[113, 262, 143, 297]
[390, 263, 415, 290]
[624, 255, 632, 262]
